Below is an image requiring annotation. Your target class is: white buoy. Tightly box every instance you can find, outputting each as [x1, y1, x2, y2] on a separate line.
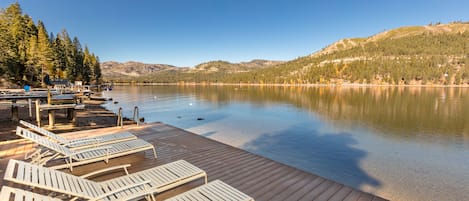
[189, 103, 193, 106]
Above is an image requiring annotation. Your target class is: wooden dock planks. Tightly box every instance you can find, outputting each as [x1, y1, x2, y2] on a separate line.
[0, 122, 388, 201]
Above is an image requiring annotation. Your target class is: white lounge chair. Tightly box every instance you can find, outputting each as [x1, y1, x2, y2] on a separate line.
[16, 126, 157, 171]
[0, 186, 61, 201]
[20, 120, 137, 149]
[4, 159, 207, 201]
[164, 180, 254, 201]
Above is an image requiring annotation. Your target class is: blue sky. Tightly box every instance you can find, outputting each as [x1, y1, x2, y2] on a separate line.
[2, 0, 469, 67]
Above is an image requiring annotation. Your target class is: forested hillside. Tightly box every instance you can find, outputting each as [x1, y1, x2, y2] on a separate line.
[107, 22, 469, 85]
[0, 3, 101, 87]
[219, 23, 469, 85]
[104, 60, 284, 83]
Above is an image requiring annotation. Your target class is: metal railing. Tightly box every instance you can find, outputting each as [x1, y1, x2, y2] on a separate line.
[117, 106, 142, 128]
[133, 106, 140, 126]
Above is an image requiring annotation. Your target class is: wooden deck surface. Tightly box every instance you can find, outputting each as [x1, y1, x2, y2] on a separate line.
[0, 122, 388, 201]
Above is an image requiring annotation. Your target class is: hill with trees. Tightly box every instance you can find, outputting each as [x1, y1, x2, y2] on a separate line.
[217, 22, 469, 85]
[103, 60, 284, 83]
[0, 3, 101, 87]
[105, 22, 469, 85]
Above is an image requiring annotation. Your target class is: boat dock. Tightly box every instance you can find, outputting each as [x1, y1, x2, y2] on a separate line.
[0, 122, 388, 201]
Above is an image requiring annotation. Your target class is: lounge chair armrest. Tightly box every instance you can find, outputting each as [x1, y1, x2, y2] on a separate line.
[63, 138, 102, 147]
[65, 146, 111, 157]
[80, 164, 131, 178]
[94, 180, 151, 200]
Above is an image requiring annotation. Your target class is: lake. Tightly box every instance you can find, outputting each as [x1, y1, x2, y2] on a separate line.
[103, 85, 468, 201]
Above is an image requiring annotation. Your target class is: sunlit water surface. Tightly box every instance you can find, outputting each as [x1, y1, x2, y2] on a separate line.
[103, 85, 469, 201]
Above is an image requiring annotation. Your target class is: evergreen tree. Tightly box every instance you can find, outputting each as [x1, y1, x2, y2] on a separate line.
[36, 20, 55, 79]
[52, 36, 66, 78]
[0, 2, 103, 86]
[72, 37, 84, 81]
[58, 29, 77, 81]
[25, 34, 39, 83]
[92, 55, 102, 84]
[82, 46, 92, 83]
[2, 3, 33, 83]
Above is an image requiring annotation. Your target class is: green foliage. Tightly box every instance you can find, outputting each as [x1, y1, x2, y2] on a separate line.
[0, 2, 102, 86]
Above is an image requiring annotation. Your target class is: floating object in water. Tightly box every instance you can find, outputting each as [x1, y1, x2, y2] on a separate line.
[189, 103, 193, 106]
[197, 117, 204, 121]
[113, 101, 118, 104]
[177, 116, 182, 119]
[90, 96, 112, 101]
[139, 117, 145, 123]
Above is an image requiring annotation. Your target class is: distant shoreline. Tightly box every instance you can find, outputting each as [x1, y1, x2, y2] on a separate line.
[110, 82, 469, 88]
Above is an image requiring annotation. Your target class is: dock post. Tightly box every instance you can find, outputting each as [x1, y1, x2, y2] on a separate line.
[35, 99, 41, 127]
[28, 98, 32, 117]
[117, 107, 123, 128]
[11, 100, 18, 122]
[48, 110, 55, 129]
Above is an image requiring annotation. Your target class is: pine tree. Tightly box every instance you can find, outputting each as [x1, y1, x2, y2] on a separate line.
[0, 8, 14, 75]
[82, 46, 92, 83]
[58, 29, 76, 81]
[52, 36, 66, 78]
[2, 3, 33, 82]
[1, 2, 103, 85]
[26, 34, 39, 83]
[36, 20, 55, 80]
[72, 37, 84, 81]
[92, 55, 102, 84]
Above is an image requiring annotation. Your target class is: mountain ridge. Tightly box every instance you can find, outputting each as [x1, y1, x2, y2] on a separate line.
[103, 22, 469, 85]
[102, 59, 284, 79]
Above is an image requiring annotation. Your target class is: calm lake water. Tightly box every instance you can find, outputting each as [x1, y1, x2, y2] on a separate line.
[103, 85, 469, 201]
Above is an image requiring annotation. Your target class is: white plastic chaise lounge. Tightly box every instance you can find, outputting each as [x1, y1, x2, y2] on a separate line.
[16, 127, 157, 171]
[20, 120, 137, 149]
[1, 186, 61, 201]
[4, 159, 207, 201]
[164, 180, 254, 201]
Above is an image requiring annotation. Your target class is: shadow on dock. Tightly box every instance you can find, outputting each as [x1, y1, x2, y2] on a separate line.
[243, 122, 382, 190]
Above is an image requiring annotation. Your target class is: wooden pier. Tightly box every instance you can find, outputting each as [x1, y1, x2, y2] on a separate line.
[0, 123, 388, 201]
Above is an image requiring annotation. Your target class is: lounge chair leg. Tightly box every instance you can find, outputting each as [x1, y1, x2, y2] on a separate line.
[145, 194, 155, 201]
[205, 175, 208, 184]
[67, 157, 73, 172]
[152, 148, 157, 159]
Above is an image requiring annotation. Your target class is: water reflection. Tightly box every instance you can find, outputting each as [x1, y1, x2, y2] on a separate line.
[104, 85, 469, 201]
[111, 85, 468, 143]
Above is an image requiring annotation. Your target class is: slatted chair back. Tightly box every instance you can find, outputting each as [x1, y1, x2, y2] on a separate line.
[4, 159, 99, 199]
[20, 120, 68, 143]
[164, 180, 254, 201]
[0, 186, 62, 201]
[16, 127, 73, 156]
[4, 159, 207, 201]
